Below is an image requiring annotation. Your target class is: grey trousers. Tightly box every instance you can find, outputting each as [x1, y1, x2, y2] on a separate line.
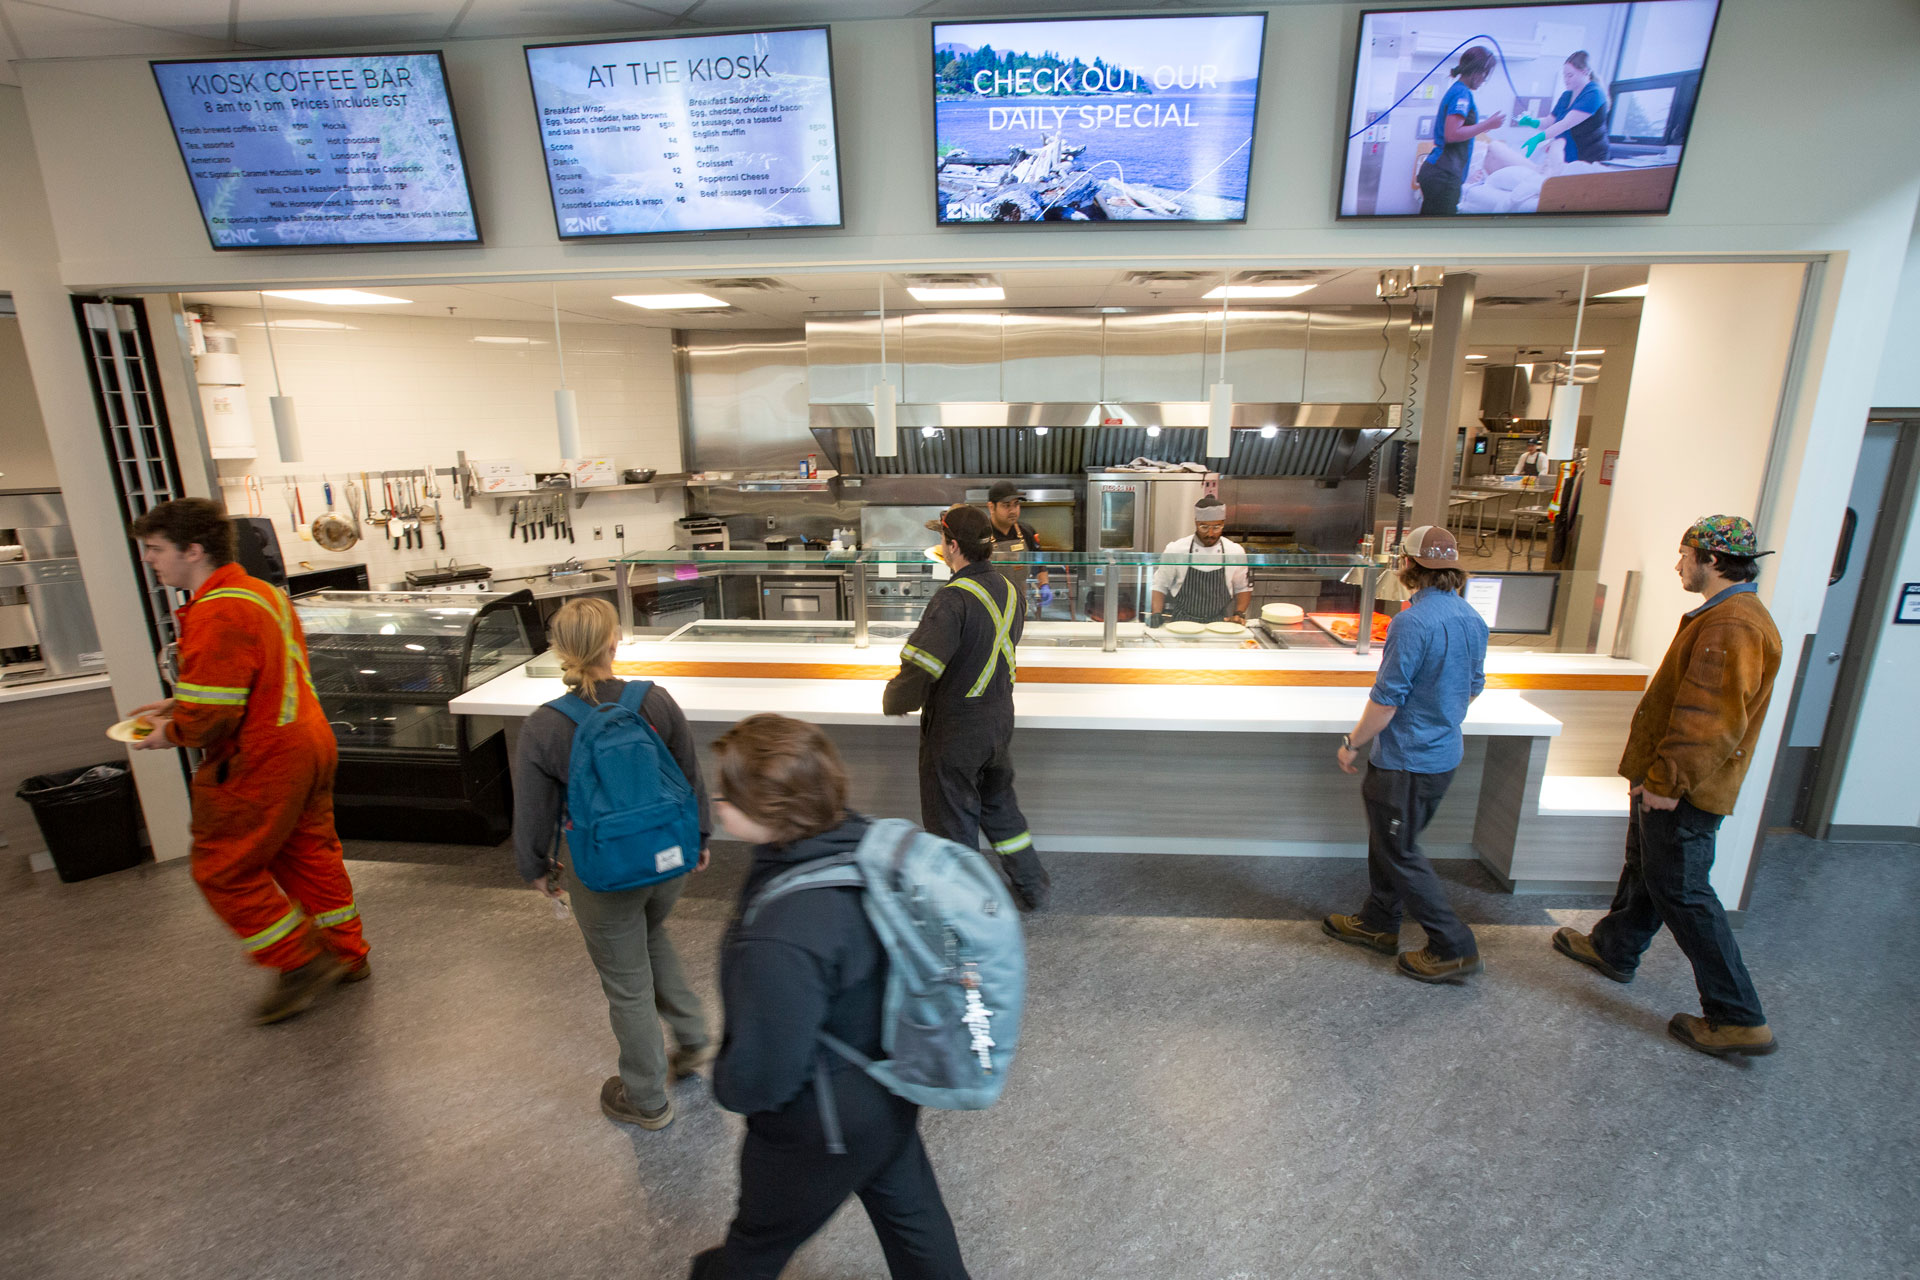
[565, 867, 708, 1112]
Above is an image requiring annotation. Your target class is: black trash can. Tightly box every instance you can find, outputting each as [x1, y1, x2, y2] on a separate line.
[16, 762, 148, 883]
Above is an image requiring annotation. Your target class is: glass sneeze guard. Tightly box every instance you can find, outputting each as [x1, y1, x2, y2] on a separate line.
[612, 549, 1383, 654]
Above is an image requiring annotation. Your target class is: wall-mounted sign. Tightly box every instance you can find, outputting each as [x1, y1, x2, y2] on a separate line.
[1896, 582, 1920, 625]
[1599, 449, 1619, 485]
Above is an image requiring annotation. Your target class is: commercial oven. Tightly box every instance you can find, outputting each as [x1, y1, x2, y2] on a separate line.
[1084, 471, 1213, 552]
[760, 575, 844, 622]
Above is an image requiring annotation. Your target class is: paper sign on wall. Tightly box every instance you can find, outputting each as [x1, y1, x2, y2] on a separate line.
[1897, 583, 1920, 625]
[1464, 576, 1503, 628]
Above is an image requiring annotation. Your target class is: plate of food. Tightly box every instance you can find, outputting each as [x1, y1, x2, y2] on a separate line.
[1306, 612, 1394, 647]
[106, 716, 158, 743]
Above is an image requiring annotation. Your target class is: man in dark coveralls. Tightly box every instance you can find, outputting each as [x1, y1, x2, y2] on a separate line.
[884, 505, 1051, 911]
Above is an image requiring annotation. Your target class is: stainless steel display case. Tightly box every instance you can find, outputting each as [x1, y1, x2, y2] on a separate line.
[293, 589, 543, 844]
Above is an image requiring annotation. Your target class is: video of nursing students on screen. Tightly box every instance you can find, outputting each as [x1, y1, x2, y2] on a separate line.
[933, 13, 1267, 223]
[1339, 0, 1720, 218]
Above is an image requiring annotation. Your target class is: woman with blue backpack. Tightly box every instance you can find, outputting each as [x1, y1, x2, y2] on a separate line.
[691, 713, 997, 1280]
[511, 598, 714, 1132]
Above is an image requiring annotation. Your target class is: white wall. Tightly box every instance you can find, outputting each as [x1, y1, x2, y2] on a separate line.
[205, 307, 684, 580]
[0, 85, 194, 859]
[1872, 212, 1920, 410]
[0, 316, 58, 489]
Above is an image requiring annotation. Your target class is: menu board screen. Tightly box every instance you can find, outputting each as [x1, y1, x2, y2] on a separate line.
[151, 52, 481, 249]
[524, 27, 843, 238]
[932, 13, 1268, 223]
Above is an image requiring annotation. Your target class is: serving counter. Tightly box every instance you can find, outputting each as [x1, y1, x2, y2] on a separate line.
[453, 549, 1649, 892]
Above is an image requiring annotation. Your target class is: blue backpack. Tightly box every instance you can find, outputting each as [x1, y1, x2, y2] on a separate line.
[742, 817, 1027, 1152]
[549, 681, 700, 893]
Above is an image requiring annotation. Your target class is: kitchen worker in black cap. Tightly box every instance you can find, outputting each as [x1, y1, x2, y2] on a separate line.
[884, 504, 1051, 911]
[986, 481, 1052, 617]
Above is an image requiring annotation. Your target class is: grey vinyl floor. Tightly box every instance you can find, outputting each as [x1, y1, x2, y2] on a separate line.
[3, 831, 1916, 1280]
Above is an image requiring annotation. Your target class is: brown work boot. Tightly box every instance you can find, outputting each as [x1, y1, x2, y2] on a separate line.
[1396, 947, 1483, 984]
[600, 1076, 674, 1130]
[255, 952, 349, 1024]
[1321, 914, 1399, 956]
[1668, 1014, 1776, 1058]
[1552, 927, 1632, 983]
[670, 1043, 717, 1081]
[339, 957, 373, 983]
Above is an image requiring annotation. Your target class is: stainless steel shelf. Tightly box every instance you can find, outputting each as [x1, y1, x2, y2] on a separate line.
[481, 474, 689, 514]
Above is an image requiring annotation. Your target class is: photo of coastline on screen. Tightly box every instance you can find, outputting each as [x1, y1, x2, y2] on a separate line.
[525, 27, 841, 238]
[934, 13, 1267, 224]
[1339, 0, 1720, 218]
[151, 52, 480, 249]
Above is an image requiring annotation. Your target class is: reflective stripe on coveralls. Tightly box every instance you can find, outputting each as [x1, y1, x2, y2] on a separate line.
[197, 586, 318, 726]
[311, 903, 360, 928]
[175, 681, 250, 706]
[242, 907, 305, 953]
[992, 831, 1033, 854]
[901, 644, 946, 677]
[944, 575, 1018, 697]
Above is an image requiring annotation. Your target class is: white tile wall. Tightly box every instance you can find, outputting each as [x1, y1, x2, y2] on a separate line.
[207, 307, 686, 583]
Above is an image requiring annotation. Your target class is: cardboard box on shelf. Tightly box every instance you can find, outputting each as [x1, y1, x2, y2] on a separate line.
[572, 457, 617, 488]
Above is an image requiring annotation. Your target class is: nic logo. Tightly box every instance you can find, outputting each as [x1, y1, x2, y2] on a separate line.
[215, 229, 260, 245]
[563, 216, 612, 234]
[945, 203, 997, 221]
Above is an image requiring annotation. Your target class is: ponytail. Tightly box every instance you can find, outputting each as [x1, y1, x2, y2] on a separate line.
[549, 597, 619, 704]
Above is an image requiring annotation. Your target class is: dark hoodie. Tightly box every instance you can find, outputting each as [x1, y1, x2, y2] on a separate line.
[712, 813, 891, 1123]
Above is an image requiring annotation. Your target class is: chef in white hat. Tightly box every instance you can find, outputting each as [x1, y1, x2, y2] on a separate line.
[1149, 496, 1251, 627]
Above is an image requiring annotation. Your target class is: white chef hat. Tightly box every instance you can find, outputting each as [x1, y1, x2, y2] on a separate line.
[1194, 496, 1226, 520]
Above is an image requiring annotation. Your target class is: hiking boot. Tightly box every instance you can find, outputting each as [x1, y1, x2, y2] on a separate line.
[255, 952, 349, 1024]
[1552, 927, 1631, 983]
[1668, 1014, 1776, 1058]
[1321, 913, 1399, 956]
[1000, 849, 1051, 912]
[670, 1043, 717, 1081]
[340, 958, 373, 984]
[1396, 947, 1483, 985]
[600, 1076, 674, 1130]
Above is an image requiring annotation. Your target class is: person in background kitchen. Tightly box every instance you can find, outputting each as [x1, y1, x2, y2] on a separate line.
[511, 597, 715, 1130]
[1325, 524, 1487, 985]
[1513, 439, 1552, 478]
[1552, 516, 1782, 1059]
[1149, 496, 1251, 627]
[985, 480, 1053, 617]
[885, 504, 1051, 911]
[690, 714, 971, 1280]
[125, 498, 371, 1024]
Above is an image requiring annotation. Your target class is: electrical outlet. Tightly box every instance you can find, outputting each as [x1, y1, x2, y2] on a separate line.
[766, 516, 777, 530]
[613, 524, 624, 539]
[592, 526, 603, 540]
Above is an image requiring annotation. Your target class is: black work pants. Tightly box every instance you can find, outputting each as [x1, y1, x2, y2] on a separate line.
[1356, 764, 1478, 960]
[918, 722, 1047, 896]
[1416, 164, 1463, 216]
[690, 1076, 969, 1280]
[1589, 797, 1766, 1026]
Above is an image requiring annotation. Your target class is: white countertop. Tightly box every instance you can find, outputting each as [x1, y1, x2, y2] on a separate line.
[453, 664, 1562, 737]
[0, 672, 111, 706]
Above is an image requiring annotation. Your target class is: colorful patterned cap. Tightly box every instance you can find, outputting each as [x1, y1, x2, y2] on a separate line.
[1682, 515, 1773, 558]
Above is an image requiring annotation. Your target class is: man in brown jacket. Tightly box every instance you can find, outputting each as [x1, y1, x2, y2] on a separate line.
[1553, 515, 1781, 1058]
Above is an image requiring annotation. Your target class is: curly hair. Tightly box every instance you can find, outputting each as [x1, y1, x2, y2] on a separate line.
[129, 497, 236, 565]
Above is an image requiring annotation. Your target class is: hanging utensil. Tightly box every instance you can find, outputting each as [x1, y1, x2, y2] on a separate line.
[312, 476, 359, 552]
[292, 481, 311, 541]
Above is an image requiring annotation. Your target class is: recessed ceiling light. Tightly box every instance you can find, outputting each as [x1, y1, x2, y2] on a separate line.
[1594, 284, 1648, 299]
[245, 318, 356, 331]
[1260, 424, 1279, 438]
[1203, 284, 1316, 300]
[1569, 348, 1605, 355]
[614, 293, 729, 310]
[906, 285, 1005, 302]
[1464, 354, 1488, 361]
[261, 289, 411, 305]
[472, 336, 547, 345]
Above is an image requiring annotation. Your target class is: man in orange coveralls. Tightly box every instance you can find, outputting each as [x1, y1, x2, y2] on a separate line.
[127, 498, 370, 1024]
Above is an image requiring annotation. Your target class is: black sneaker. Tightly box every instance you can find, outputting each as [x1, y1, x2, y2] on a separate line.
[255, 952, 349, 1024]
[600, 1076, 673, 1130]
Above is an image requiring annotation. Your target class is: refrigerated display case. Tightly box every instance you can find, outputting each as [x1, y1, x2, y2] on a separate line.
[293, 589, 543, 844]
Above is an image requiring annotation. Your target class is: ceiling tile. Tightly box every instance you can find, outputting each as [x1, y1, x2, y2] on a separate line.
[234, 0, 466, 47]
[4, 1, 232, 57]
[14, 0, 232, 42]
[451, 0, 685, 41]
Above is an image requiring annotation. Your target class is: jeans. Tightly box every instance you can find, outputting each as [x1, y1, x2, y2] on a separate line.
[565, 867, 708, 1112]
[1357, 764, 1478, 960]
[690, 1075, 969, 1280]
[1589, 797, 1766, 1026]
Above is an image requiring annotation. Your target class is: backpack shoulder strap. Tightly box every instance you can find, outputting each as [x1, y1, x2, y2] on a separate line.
[741, 851, 862, 927]
[616, 679, 653, 713]
[546, 692, 596, 726]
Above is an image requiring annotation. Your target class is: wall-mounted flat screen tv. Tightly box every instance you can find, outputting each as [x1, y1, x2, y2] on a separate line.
[524, 27, 842, 238]
[151, 52, 481, 249]
[933, 12, 1268, 224]
[1338, 0, 1721, 218]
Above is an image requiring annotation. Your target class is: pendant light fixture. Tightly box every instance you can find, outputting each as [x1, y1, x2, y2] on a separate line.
[257, 292, 303, 463]
[872, 277, 898, 457]
[553, 282, 581, 463]
[1546, 265, 1589, 461]
[1205, 270, 1233, 458]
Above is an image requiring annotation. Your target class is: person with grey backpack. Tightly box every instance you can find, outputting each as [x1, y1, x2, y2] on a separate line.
[690, 714, 1024, 1280]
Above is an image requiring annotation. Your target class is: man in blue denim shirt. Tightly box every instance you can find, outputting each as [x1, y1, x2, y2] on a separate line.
[1325, 525, 1489, 984]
